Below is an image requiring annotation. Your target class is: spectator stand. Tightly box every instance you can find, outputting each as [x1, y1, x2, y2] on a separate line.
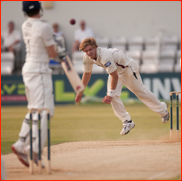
[110, 37, 127, 51]
[158, 50, 176, 72]
[1, 52, 15, 75]
[140, 50, 159, 73]
[128, 36, 144, 51]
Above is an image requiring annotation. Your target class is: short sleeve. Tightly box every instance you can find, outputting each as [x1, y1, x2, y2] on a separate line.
[104, 61, 117, 74]
[101, 51, 117, 74]
[42, 24, 55, 47]
[83, 55, 93, 73]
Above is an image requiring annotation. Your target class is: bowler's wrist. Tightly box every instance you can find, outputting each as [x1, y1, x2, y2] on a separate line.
[107, 89, 116, 97]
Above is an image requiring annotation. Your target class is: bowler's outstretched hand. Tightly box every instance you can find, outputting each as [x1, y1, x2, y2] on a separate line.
[75, 92, 83, 103]
[102, 95, 113, 104]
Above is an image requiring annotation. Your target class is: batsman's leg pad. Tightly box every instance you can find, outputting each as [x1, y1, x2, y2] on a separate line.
[44, 93, 54, 117]
[12, 113, 31, 154]
[33, 110, 47, 153]
[18, 113, 31, 142]
[40, 110, 48, 150]
[32, 112, 38, 139]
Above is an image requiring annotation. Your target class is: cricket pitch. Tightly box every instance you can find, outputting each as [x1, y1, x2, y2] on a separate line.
[3, 140, 181, 180]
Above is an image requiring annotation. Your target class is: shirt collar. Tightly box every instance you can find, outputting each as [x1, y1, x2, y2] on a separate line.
[28, 17, 43, 21]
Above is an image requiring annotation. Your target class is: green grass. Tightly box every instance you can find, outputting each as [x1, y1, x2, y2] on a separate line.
[1, 103, 180, 154]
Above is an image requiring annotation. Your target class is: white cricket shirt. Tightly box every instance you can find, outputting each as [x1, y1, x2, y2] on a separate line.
[83, 47, 134, 74]
[22, 17, 54, 74]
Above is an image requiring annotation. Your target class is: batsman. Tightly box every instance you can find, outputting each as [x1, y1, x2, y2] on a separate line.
[75, 38, 169, 135]
[11, 1, 66, 168]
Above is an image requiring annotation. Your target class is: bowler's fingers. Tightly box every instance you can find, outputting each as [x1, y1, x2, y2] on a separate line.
[102, 97, 111, 104]
[75, 95, 81, 103]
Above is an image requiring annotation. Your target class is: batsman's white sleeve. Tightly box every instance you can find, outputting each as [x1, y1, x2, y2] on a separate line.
[42, 24, 55, 47]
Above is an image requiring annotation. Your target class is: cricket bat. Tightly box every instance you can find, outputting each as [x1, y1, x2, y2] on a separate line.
[60, 55, 85, 94]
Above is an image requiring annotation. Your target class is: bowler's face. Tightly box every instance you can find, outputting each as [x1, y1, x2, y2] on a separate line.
[84, 45, 97, 59]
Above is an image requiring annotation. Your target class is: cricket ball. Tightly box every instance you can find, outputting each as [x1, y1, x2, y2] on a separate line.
[70, 19, 76, 25]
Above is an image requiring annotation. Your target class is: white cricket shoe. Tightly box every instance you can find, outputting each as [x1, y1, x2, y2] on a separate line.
[11, 140, 26, 154]
[11, 144, 29, 167]
[24, 146, 45, 168]
[120, 120, 135, 136]
[161, 102, 169, 123]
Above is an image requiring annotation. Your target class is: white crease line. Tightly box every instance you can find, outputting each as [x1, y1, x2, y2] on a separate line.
[148, 171, 167, 180]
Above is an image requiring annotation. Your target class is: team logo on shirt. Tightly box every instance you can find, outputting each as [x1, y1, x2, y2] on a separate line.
[104, 61, 111, 67]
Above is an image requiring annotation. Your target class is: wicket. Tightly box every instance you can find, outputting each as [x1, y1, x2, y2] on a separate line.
[170, 91, 181, 141]
[29, 109, 51, 174]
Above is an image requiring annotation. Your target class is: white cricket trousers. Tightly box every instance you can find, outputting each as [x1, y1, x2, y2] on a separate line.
[107, 60, 167, 123]
[18, 73, 54, 153]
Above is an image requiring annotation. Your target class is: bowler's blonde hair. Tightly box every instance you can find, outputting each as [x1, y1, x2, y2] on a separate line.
[79, 38, 98, 51]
